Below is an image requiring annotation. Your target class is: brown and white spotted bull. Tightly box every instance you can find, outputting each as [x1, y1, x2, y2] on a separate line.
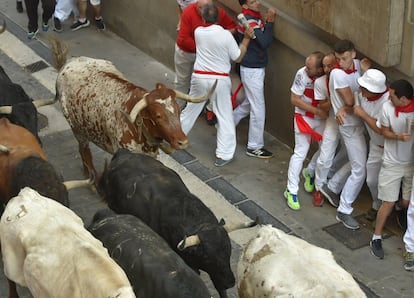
[55, 56, 215, 178]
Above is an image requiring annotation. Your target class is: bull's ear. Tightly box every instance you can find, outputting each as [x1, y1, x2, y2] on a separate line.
[156, 83, 166, 90]
[219, 218, 226, 226]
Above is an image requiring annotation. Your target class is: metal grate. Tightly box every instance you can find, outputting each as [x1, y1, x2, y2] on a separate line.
[24, 60, 49, 73]
[323, 214, 395, 250]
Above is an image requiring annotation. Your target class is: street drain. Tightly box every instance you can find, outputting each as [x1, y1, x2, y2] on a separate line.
[24, 60, 49, 73]
[323, 214, 395, 250]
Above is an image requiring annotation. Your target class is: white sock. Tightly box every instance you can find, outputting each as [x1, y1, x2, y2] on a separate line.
[372, 234, 382, 241]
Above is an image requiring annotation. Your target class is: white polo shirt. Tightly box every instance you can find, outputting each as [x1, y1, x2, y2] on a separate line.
[380, 100, 414, 164]
[359, 91, 388, 146]
[329, 59, 362, 126]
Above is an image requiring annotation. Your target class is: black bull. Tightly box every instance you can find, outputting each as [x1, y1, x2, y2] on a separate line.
[98, 149, 255, 298]
[0, 65, 56, 144]
[88, 209, 211, 298]
[0, 65, 40, 141]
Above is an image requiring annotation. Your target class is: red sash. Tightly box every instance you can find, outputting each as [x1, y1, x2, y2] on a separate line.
[194, 70, 229, 76]
[231, 82, 243, 109]
[295, 113, 323, 142]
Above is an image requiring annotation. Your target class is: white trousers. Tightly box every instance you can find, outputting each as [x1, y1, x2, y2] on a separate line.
[306, 149, 320, 177]
[54, 0, 78, 21]
[366, 142, 384, 210]
[233, 66, 266, 150]
[287, 116, 325, 195]
[315, 114, 340, 190]
[404, 176, 414, 252]
[328, 162, 350, 194]
[327, 141, 349, 179]
[180, 75, 235, 160]
[337, 124, 367, 214]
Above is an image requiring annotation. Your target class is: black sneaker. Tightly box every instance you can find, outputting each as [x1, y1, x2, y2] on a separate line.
[27, 28, 39, 40]
[16, 1, 23, 13]
[214, 157, 233, 167]
[41, 22, 49, 32]
[246, 148, 273, 159]
[320, 184, 340, 207]
[404, 251, 414, 271]
[53, 17, 62, 32]
[370, 239, 384, 259]
[95, 17, 105, 30]
[71, 19, 90, 31]
[336, 211, 359, 230]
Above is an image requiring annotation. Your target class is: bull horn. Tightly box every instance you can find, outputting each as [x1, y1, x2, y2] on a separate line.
[223, 218, 258, 233]
[32, 98, 56, 108]
[174, 79, 218, 103]
[177, 234, 201, 251]
[63, 178, 94, 190]
[129, 95, 149, 123]
[0, 20, 6, 34]
[0, 106, 12, 114]
[0, 144, 10, 154]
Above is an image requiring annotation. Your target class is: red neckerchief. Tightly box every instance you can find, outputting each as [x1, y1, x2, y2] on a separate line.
[326, 76, 330, 97]
[242, 8, 263, 20]
[395, 96, 414, 117]
[332, 61, 357, 74]
[237, 8, 263, 33]
[367, 88, 388, 102]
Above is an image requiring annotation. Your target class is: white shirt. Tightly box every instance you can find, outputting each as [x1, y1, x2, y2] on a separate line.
[291, 67, 323, 119]
[193, 24, 240, 75]
[380, 100, 414, 164]
[314, 74, 334, 118]
[314, 75, 329, 101]
[359, 91, 388, 147]
[329, 59, 362, 126]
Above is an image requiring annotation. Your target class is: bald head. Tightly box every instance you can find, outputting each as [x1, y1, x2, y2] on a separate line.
[322, 53, 336, 76]
[197, 0, 212, 6]
[197, 0, 213, 15]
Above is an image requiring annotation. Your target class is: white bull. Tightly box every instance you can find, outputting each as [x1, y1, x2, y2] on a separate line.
[237, 225, 366, 298]
[0, 187, 136, 298]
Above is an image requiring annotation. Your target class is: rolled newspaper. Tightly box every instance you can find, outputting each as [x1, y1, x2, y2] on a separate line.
[353, 92, 360, 106]
[406, 117, 412, 134]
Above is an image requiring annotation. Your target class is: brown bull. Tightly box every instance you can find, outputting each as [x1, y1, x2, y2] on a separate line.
[55, 56, 214, 178]
[0, 118, 47, 203]
[0, 118, 92, 298]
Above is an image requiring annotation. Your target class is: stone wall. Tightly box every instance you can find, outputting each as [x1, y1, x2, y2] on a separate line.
[101, 0, 414, 147]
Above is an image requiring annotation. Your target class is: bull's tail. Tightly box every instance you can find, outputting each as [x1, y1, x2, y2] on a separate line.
[0, 20, 6, 34]
[48, 35, 68, 70]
